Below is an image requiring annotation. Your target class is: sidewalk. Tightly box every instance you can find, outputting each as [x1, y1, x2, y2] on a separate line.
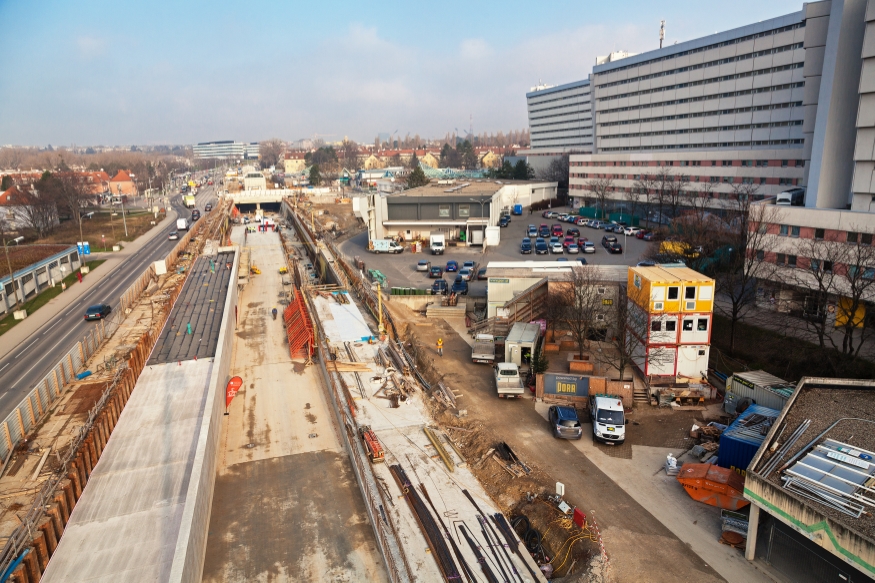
[0, 209, 177, 361]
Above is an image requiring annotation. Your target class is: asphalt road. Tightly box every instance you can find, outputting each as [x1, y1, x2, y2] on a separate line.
[0, 182, 218, 421]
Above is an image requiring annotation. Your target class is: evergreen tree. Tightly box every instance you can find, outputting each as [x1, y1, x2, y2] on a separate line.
[407, 166, 429, 189]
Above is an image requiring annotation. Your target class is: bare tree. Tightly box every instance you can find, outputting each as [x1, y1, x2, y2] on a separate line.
[559, 265, 604, 359]
[19, 179, 59, 239]
[55, 174, 92, 248]
[622, 184, 644, 225]
[259, 138, 284, 168]
[542, 289, 567, 342]
[780, 227, 875, 373]
[339, 139, 360, 169]
[632, 174, 656, 229]
[595, 290, 674, 380]
[713, 187, 779, 355]
[537, 155, 570, 197]
[0, 214, 22, 308]
[585, 177, 614, 219]
[665, 171, 690, 219]
[650, 167, 675, 227]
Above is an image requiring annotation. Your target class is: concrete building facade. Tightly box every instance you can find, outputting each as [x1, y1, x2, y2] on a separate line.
[526, 80, 594, 153]
[193, 141, 260, 160]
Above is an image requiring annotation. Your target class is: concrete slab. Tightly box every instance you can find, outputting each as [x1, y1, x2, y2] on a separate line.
[313, 296, 374, 342]
[533, 402, 775, 583]
[42, 359, 216, 583]
[202, 225, 387, 583]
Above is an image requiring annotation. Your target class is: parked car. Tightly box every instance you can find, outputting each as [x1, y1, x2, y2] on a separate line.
[538, 224, 551, 238]
[446, 260, 459, 272]
[566, 215, 579, 223]
[520, 238, 533, 254]
[643, 231, 656, 241]
[566, 227, 580, 237]
[556, 257, 569, 262]
[429, 266, 443, 278]
[603, 224, 617, 233]
[459, 268, 473, 281]
[416, 260, 431, 272]
[477, 267, 488, 280]
[577, 237, 589, 246]
[168, 231, 179, 240]
[431, 279, 449, 295]
[574, 217, 588, 225]
[498, 215, 511, 227]
[549, 405, 583, 440]
[606, 242, 623, 254]
[527, 225, 538, 237]
[623, 226, 641, 236]
[567, 243, 580, 254]
[563, 235, 576, 249]
[463, 260, 475, 271]
[591, 220, 604, 229]
[636, 230, 649, 239]
[576, 257, 588, 265]
[582, 242, 596, 254]
[551, 224, 564, 237]
[549, 236, 560, 247]
[542, 210, 556, 218]
[84, 304, 112, 321]
[637, 260, 657, 267]
[535, 238, 549, 254]
[550, 241, 564, 254]
[602, 235, 618, 249]
[451, 276, 469, 295]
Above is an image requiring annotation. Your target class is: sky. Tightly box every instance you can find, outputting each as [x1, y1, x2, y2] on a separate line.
[0, 0, 805, 147]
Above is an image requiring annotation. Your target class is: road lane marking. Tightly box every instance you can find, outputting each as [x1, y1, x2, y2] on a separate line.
[0, 363, 8, 373]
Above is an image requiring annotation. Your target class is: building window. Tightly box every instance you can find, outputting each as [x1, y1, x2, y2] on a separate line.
[665, 321, 676, 332]
[781, 160, 788, 167]
[810, 259, 820, 272]
[756, 249, 765, 261]
[685, 286, 696, 300]
[796, 160, 805, 167]
[439, 205, 450, 218]
[697, 318, 708, 331]
[667, 287, 679, 300]
[683, 319, 694, 331]
[791, 226, 800, 238]
[458, 204, 470, 218]
[722, 160, 732, 166]
[824, 261, 833, 273]
[848, 231, 858, 243]
[788, 254, 797, 267]
[865, 233, 874, 245]
[651, 321, 662, 332]
[814, 228, 824, 240]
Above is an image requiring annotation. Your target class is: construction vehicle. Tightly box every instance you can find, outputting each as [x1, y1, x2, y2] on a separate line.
[359, 425, 385, 463]
[279, 266, 288, 274]
[250, 265, 261, 275]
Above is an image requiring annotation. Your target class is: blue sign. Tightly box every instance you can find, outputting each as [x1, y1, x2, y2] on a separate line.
[543, 374, 590, 397]
[77, 241, 91, 255]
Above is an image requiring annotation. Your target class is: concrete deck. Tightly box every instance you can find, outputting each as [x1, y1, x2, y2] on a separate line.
[202, 225, 387, 582]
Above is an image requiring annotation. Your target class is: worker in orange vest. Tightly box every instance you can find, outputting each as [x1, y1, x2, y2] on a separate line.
[437, 338, 443, 357]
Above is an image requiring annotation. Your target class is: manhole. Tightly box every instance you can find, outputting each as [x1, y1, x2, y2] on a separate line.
[308, 433, 318, 439]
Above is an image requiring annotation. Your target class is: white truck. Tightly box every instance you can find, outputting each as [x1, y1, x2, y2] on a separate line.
[176, 218, 189, 231]
[429, 234, 446, 255]
[472, 334, 495, 364]
[590, 394, 626, 445]
[494, 362, 525, 398]
[370, 239, 404, 254]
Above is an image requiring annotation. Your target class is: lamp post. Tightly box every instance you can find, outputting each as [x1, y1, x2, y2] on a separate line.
[118, 185, 128, 238]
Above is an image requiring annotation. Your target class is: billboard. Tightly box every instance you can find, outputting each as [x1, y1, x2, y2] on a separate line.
[542, 374, 590, 398]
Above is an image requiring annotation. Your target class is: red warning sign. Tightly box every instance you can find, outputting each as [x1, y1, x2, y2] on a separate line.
[226, 376, 243, 409]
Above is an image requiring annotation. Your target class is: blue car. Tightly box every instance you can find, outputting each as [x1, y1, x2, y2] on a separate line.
[451, 276, 468, 295]
[549, 405, 583, 439]
[446, 260, 459, 272]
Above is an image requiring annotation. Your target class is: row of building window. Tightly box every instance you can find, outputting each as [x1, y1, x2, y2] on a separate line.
[599, 87, 804, 117]
[600, 120, 802, 139]
[533, 130, 593, 139]
[597, 22, 804, 74]
[528, 92, 591, 111]
[599, 139, 804, 151]
[598, 67, 804, 103]
[598, 42, 803, 89]
[760, 252, 875, 279]
[531, 117, 593, 130]
[530, 109, 592, 123]
[777, 226, 875, 245]
[599, 101, 803, 126]
[572, 173, 800, 186]
[573, 159, 805, 167]
[651, 318, 709, 333]
[570, 184, 767, 200]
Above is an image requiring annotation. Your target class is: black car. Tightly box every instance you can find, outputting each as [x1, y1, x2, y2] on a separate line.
[606, 242, 623, 254]
[191, 210, 201, 221]
[84, 304, 112, 321]
[431, 279, 449, 295]
[498, 215, 511, 227]
[477, 267, 488, 280]
[520, 238, 532, 254]
[451, 276, 469, 295]
[205, 203, 213, 212]
[534, 238, 548, 254]
[566, 227, 580, 237]
[429, 266, 443, 278]
[601, 235, 618, 249]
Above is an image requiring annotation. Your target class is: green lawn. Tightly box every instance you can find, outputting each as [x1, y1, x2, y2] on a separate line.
[0, 260, 106, 338]
[711, 314, 875, 381]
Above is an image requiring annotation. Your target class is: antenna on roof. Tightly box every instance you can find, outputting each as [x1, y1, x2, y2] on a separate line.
[659, 20, 666, 49]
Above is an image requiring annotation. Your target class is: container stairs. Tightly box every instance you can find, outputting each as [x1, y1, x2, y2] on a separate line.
[284, 290, 315, 358]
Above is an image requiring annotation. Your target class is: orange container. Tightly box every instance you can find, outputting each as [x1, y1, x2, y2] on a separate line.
[676, 463, 750, 510]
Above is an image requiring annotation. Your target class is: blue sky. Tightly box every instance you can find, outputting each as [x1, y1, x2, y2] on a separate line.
[0, 0, 804, 147]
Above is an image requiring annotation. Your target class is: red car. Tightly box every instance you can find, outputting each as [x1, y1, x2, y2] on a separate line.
[636, 230, 648, 239]
[563, 235, 576, 248]
[577, 236, 589, 246]
[551, 224, 564, 237]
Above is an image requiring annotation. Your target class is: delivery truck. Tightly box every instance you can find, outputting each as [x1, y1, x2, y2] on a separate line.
[369, 239, 404, 254]
[494, 362, 525, 398]
[176, 218, 189, 231]
[590, 394, 625, 445]
[429, 234, 446, 255]
[183, 195, 196, 208]
[471, 334, 495, 364]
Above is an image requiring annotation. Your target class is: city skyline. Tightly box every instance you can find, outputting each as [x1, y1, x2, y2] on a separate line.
[0, 0, 802, 146]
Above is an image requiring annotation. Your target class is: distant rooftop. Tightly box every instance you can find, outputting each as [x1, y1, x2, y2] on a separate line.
[397, 180, 553, 199]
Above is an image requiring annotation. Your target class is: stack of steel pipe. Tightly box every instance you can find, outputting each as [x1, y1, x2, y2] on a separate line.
[389, 465, 460, 582]
[759, 419, 811, 477]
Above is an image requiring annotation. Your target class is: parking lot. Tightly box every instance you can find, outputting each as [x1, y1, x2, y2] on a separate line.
[339, 206, 654, 295]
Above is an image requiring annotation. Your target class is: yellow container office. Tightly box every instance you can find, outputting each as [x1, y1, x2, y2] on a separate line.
[628, 266, 715, 314]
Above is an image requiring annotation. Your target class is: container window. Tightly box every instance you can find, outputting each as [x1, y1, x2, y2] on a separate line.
[665, 321, 676, 332]
[685, 286, 696, 299]
[697, 318, 708, 331]
[667, 287, 679, 300]
[651, 321, 662, 332]
[683, 319, 694, 331]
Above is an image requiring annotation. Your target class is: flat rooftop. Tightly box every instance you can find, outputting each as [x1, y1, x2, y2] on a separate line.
[148, 252, 233, 365]
[41, 359, 216, 582]
[395, 180, 551, 199]
[486, 262, 628, 282]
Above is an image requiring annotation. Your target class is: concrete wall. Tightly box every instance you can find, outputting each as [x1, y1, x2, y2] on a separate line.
[168, 246, 239, 583]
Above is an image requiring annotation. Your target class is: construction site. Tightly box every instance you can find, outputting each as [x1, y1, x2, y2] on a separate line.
[0, 193, 608, 583]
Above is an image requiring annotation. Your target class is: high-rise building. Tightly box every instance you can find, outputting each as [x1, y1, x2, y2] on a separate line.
[526, 80, 594, 153]
[193, 140, 260, 160]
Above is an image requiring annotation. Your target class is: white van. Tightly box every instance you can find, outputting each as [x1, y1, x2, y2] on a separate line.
[590, 394, 626, 445]
[775, 188, 805, 206]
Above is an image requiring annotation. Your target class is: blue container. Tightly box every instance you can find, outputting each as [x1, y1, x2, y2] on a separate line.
[717, 404, 781, 475]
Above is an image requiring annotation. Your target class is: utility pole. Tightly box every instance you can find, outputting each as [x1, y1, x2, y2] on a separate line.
[119, 185, 128, 238]
[660, 20, 666, 49]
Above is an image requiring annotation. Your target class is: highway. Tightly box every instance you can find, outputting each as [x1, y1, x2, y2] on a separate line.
[0, 177, 219, 421]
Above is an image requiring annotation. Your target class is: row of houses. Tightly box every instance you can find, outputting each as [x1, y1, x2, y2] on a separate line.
[282, 148, 505, 174]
